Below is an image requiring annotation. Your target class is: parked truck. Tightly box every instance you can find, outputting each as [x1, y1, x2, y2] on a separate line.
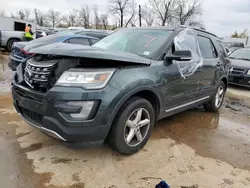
[0, 16, 36, 51]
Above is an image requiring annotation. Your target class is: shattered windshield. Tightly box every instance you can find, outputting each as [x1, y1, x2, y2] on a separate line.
[93, 29, 171, 59]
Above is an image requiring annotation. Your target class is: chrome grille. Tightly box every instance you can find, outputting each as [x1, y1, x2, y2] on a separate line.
[24, 60, 55, 89]
[230, 67, 245, 75]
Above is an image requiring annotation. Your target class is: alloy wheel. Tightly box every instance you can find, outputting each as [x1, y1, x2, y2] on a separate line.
[124, 108, 151, 147]
[215, 86, 224, 108]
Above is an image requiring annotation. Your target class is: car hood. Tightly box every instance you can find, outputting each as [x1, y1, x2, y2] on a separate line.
[14, 42, 30, 49]
[229, 58, 250, 68]
[28, 43, 152, 65]
[24, 42, 54, 51]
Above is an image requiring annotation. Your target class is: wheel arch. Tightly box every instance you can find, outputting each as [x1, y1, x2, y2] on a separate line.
[7, 38, 21, 50]
[106, 86, 162, 136]
[7, 37, 21, 44]
[221, 77, 228, 90]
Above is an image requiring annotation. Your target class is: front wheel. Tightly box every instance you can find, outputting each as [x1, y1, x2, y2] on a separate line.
[108, 97, 155, 155]
[204, 81, 226, 112]
[7, 39, 19, 52]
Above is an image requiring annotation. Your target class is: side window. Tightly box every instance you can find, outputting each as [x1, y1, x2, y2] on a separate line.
[68, 38, 90, 46]
[91, 39, 99, 44]
[86, 33, 102, 39]
[175, 33, 197, 52]
[197, 36, 217, 58]
[64, 39, 70, 43]
[172, 28, 203, 78]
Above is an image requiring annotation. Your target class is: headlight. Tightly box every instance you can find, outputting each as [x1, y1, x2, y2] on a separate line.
[56, 69, 115, 89]
[247, 69, 250, 75]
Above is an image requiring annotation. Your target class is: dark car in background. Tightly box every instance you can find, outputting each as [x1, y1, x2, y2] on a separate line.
[76, 29, 110, 39]
[36, 30, 47, 38]
[8, 34, 99, 71]
[228, 48, 250, 88]
[223, 42, 245, 54]
[12, 26, 229, 154]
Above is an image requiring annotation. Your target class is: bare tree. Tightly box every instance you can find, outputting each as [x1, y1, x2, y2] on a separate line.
[141, 5, 155, 26]
[79, 5, 90, 28]
[61, 15, 71, 27]
[100, 14, 108, 30]
[17, 10, 25, 20]
[231, 29, 248, 38]
[23, 9, 30, 19]
[68, 9, 79, 26]
[109, 0, 134, 27]
[12, 9, 30, 20]
[34, 9, 47, 26]
[139, 5, 142, 27]
[0, 9, 6, 17]
[188, 20, 205, 30]
[94, 5, 101, 29]
[47, 9, 61, 27]
[148, 0, 176, 26]
[125, 0, 136, 27]
[175, 0, 201, 25]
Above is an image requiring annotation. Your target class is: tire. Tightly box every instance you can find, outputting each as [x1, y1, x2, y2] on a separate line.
[7, 39, 19, 52]
[204, 81, 226, 112]
[108, 97, 155, 155]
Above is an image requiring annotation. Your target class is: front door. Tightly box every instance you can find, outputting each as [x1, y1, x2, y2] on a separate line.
[163, 29, 203, 112]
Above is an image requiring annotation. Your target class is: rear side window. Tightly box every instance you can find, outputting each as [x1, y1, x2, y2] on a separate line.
[91, 39, 99, 44]
[198, 36, 217, 58]
[86, 33, 107, 39]
[68, 38, 90, 46]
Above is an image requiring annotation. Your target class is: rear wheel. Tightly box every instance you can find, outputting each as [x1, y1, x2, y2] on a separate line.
[108, 97, 155, 155]
[204, 81, 225, 112]
[7, 39, 20, 52]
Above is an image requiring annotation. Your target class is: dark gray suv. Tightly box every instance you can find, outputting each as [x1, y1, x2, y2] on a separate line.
[12, 26, 230, 154]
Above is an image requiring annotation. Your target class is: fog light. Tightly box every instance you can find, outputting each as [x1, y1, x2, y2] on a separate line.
[67, 101, 94, 119]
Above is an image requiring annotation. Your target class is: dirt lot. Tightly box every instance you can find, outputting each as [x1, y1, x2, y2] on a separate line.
[0, 54, 250, 188]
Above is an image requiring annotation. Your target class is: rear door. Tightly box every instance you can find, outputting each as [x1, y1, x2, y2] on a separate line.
[197, 34, 218, 97]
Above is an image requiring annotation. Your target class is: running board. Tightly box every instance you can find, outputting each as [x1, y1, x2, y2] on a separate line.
[165, 96, 210, 113]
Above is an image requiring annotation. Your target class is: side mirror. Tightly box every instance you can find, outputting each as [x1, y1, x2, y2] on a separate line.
[225, 48, 229, 54]
[165, 50, 192, 62]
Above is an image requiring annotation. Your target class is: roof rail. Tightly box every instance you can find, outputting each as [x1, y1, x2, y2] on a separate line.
[179, 25, 218, 38]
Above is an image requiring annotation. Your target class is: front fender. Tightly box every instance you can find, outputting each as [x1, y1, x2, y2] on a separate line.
[106, 80, 162, 132]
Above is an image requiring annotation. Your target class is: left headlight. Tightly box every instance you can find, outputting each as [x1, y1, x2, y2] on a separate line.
[56, 69, 115, 89]
[247, 69, 250, 75]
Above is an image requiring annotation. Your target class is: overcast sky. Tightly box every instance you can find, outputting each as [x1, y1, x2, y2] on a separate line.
[2, 0, 250, 37]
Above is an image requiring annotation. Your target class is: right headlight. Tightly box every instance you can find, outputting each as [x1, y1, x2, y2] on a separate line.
[56, 69, 115, 89]
[247, 69, 250, 75]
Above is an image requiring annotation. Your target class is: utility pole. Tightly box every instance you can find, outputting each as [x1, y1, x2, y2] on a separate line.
[139, 5, 142, 27]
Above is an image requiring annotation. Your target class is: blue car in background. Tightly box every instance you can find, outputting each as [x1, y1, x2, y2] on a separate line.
[8, 34, 99, 71]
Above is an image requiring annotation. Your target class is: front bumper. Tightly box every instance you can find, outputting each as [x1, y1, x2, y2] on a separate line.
[12, 81, 121, 144]
[228, 74, 250, 88]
